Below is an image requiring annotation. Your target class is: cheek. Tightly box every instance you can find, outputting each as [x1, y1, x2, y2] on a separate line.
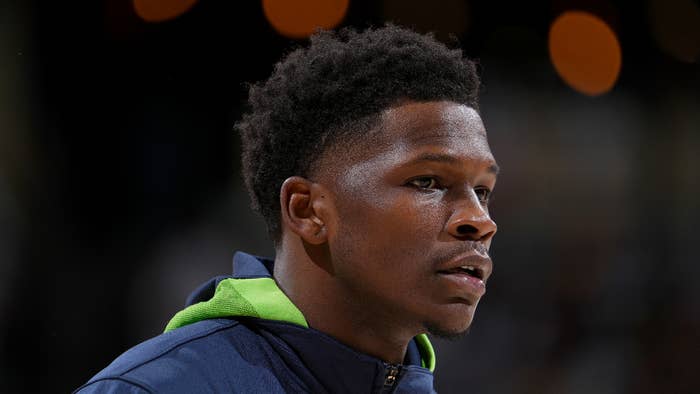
[331, 189, 444, 272]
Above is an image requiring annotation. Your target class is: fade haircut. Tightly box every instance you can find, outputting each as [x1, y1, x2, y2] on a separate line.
[236, 24, 481, 242]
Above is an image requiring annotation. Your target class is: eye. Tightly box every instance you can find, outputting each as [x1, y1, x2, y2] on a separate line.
[474, 187, 491, 205]
[407, 176, 440, 190]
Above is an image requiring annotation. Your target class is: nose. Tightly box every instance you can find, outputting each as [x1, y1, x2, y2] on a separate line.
[446, 191, 497, 242]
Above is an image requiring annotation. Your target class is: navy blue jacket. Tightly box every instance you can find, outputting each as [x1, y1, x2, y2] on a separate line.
[75, 252, 437, 393]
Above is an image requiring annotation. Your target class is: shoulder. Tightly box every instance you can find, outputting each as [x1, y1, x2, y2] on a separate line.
[75, 319, 291, 394]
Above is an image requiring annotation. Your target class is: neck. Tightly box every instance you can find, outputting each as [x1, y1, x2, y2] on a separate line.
[273, 239, 416, 365]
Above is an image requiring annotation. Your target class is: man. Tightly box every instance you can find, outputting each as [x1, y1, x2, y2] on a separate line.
[76, 24, 498, 393]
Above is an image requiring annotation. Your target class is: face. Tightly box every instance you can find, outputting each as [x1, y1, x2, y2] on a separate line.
[317, 101, 498, 337]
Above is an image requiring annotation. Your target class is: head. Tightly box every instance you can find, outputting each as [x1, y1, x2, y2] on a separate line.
[237, 25, 498, 338]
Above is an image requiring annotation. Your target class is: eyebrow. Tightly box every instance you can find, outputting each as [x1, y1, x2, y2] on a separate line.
[405, 153, 500, 175]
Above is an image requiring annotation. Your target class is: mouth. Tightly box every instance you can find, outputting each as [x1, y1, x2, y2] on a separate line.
[436, 254, 490, 300]
[436, 253, 491, 282]
[437, 265, 485, 280]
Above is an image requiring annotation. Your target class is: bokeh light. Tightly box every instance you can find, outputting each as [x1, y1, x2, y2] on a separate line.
[262, 0, 349, 39]
[649, 0, 700, 63]
[548, 11, 622, 96]
[133, 0, 199, 23]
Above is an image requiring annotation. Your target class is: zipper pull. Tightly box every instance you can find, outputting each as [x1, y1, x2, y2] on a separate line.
[383, 364, 401, 388]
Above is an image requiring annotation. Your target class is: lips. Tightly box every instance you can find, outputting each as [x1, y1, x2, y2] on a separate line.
[436, 254, 491, 300]
[436, 253, 492, 284]
[439, 264, 485, 280]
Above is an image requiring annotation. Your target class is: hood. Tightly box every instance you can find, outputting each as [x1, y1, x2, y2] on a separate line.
[164, 251, 436, 372]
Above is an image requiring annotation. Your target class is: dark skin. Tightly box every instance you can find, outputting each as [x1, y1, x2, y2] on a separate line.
[274, 100, 498, 365]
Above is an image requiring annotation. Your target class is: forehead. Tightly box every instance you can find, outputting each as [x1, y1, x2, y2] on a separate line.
[317, 101, 496, 188]
[335, 100, 494, 171]
[314, 100, 496, 186]
[377, 101, 490, 154]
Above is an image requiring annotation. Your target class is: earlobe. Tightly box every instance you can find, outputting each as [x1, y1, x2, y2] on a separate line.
[280, 176, 328, 245]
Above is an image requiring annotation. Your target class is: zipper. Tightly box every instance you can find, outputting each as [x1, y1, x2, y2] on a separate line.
[380, 364, 402, 393]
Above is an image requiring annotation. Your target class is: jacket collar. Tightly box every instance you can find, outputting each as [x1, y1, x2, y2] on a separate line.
[166, 252, 436, 375]
[257, 319, 436, 393]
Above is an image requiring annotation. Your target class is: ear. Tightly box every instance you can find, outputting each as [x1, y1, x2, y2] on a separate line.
[279, 176, 330, 245]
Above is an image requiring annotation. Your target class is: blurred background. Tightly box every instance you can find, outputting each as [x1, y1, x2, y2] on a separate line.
[1, 0, 699, 392]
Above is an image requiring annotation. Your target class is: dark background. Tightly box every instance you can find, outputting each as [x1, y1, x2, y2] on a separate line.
[1, 0, 699, 393]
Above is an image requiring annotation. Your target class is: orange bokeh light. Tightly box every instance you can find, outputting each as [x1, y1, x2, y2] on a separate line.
[133, 0, 199, 23]
[262, 0, 349, 39]
[548, 11, 622, 96]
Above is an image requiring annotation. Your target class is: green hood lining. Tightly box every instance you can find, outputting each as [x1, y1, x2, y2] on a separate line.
[164, 277, 436, 372]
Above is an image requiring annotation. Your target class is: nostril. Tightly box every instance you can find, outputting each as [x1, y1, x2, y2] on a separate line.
[456, 224, 478, 235]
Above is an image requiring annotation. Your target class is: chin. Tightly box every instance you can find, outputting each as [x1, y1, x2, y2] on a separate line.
[424, 321, 472, 340]
[422, 305, 476, 339]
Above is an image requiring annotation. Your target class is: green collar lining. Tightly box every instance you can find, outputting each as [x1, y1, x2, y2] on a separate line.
[165, 278, 308, 332]
[415, 333, 436, 371]
[164, 277, 435, 372]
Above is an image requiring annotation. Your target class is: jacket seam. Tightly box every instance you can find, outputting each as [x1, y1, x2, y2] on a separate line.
[117, 319, 240, 378]
[263, 331, 328, 394]
[75, 376, 155, 393]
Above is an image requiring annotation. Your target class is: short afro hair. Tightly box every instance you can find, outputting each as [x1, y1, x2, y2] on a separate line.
[236, 24, 481, 242]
